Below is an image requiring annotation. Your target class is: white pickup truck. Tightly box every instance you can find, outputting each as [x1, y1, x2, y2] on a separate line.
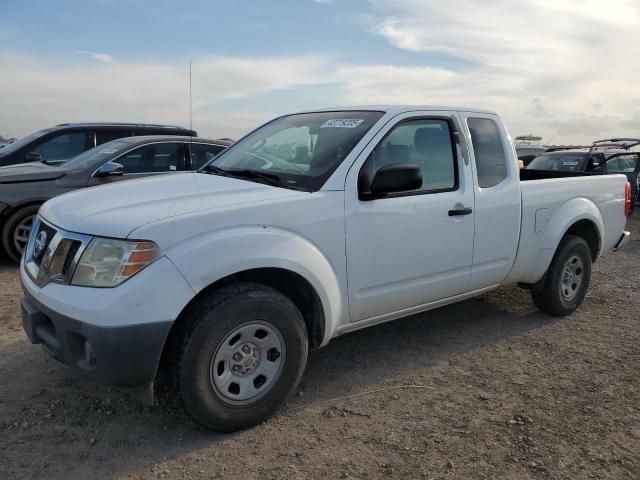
[20, 106, 631, 431]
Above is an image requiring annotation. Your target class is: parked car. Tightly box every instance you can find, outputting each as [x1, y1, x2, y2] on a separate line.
[524, 148, 606, 172]
[20, 106, 630, 432]
[0, 136, 230, 262]
[0, 123, 197, 167]
[523, 141, 640, 208]
[591, 138, 640, 203]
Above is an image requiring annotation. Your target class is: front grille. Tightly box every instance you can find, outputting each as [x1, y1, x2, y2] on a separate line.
[62, 241, 82, 276]
[32, 222, 57, 267]
[24, 217, 93, 287]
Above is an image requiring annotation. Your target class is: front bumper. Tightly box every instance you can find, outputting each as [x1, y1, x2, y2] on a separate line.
[613, 230, 630, 251]
[21, 292, 172, 390]
[20, 255, 196, 401]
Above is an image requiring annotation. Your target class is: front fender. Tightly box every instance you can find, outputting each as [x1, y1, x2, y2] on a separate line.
[165, 226, 346, 346]
[531, 197, 603, 281]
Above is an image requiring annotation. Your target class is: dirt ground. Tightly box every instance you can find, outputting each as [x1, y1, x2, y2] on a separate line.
[0, 215, 638, 480]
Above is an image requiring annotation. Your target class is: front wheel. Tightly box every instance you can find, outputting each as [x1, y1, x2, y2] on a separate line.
[173, 283, 308, 432]
[2, 205, 40, 263]
[531, 235, 592, 316]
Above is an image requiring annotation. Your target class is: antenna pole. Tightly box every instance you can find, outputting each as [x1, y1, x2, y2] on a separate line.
[189, 60, 193, 131]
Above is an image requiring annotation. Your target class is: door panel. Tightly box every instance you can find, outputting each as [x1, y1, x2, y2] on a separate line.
[462, 113, 521, 290]
[345, 112, 475, 323]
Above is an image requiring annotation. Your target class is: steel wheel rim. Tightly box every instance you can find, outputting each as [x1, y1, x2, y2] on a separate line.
[209, 320, 286, 406]
[13, 215, 35, 255]
[561, 254, 584, 301]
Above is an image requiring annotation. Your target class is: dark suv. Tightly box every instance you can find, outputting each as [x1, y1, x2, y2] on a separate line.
[0, 135, 230, 262]
[0, 123, 197, 167]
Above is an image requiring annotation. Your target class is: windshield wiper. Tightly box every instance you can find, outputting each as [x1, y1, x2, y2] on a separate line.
[202, 164, 282, 186]
[202, 164, 228, 176]
[225, 169, 281, 186]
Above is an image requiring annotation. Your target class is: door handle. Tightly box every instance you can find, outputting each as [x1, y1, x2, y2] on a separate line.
[448, 207, 473, 216]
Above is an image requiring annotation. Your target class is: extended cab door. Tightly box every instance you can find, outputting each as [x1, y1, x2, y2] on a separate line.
[461, 113, 521, 290]
[344, 112, 475, 323]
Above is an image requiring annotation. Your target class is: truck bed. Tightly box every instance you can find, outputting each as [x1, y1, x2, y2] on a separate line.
[506, 174, 629, 285]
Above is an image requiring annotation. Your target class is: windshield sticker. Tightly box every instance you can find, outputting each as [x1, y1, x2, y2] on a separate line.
[320, 119, 364, 129]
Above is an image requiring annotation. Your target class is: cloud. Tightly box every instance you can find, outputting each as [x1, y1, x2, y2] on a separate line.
[527, 98, 551, 119]
[367, 0, 640, 142]
[2, 0, 640, 146]
[0, 52, 337, 139]
[75, 50, 114, 63]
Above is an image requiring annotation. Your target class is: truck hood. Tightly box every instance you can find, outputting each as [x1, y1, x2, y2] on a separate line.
[40, 172, 306, 238]
[0, 162, 67, 183]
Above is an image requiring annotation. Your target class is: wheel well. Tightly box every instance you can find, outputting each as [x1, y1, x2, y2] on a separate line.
[168, 268, 325, 351]
[1, 201, 44, 226]
[565, 219, 600, 261]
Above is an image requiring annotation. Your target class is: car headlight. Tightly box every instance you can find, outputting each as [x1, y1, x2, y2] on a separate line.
[71, 237, 161, 287]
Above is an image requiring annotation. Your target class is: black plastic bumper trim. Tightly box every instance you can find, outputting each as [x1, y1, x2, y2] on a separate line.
[21, 292, 173, 391]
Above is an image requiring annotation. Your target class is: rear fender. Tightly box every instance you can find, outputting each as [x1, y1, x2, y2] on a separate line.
[531, 198, 603, 281]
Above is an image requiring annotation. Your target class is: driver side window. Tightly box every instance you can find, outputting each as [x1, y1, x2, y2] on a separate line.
[34, 132, 88, 162]
[359, 119, 457, 196]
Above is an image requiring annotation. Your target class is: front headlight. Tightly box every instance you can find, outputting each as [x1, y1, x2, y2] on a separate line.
[71, 237, 161, 287]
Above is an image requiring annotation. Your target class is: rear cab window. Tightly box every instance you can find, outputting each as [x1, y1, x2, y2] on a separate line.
[467, 117, 508, 188]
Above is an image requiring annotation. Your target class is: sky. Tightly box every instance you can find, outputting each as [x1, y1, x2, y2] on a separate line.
[1, 0, 639, 143]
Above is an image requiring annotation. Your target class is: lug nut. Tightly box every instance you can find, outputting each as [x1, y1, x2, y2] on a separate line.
[233, 352, 242, 361]
[242, 344, 251, 354]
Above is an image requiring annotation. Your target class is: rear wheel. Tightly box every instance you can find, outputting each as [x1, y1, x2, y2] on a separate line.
[172, 283, 308, 432]
[531, 235, 592, 316]
[2, 205, 40, 263]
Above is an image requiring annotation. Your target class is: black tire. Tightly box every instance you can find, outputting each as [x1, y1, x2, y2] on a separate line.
[531, 235, 592, 316]
[1, 205, 40, 264]
[171, 283, 308, 432]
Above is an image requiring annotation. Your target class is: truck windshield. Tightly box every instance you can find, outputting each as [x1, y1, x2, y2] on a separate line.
[202, 111, 384, 191]
[527, 154, 588, 172]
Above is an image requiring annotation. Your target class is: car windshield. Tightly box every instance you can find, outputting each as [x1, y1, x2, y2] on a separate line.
[202, 111, 384, 191]
[63, 140, 129, 170]
[526, 153, 588, 171]
[0, 129, 49, 154]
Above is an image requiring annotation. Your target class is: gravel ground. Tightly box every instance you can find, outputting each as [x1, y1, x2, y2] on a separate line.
[0, 214, 638, 480]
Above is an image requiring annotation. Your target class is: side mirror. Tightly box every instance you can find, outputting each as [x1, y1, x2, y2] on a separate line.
[364, 164, 422, 199]
[94, 161, 124, 177]
[24, 151, 42, 162]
